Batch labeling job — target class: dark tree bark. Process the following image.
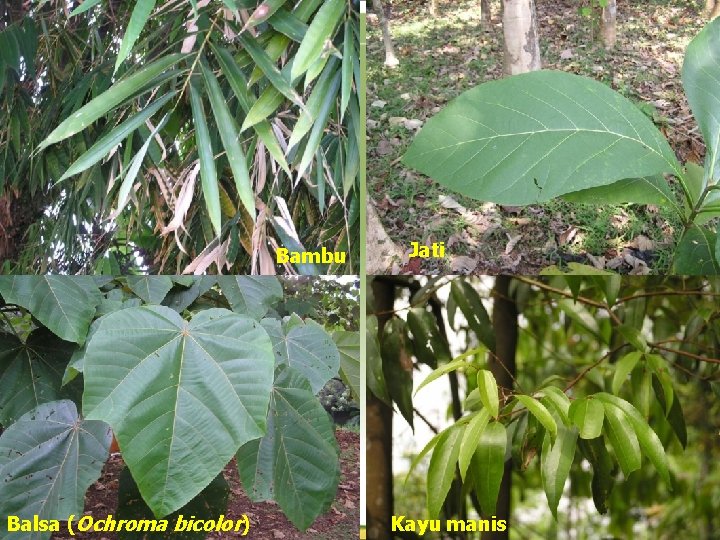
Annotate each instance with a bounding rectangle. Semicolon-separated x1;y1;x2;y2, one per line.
366;278;396;540
486;276;518;539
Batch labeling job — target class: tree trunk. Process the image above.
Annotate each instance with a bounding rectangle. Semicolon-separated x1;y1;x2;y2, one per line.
712;0;720;19
600;0;617;49
0;191;43;267
481;0;492;27
502;0;541;75
485;276;518;539
366;279;396;540
429;0;438;16
372;0;400;67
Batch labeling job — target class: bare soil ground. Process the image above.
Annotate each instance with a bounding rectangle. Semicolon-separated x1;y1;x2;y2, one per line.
367;0;708;274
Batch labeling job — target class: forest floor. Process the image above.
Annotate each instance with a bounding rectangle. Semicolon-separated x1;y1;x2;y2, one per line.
52;428;359;540
367;0;708;274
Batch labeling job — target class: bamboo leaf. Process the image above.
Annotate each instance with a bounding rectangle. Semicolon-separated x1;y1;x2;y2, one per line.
244;0;288;30
200;58;255;219
288;57;339;150
189;81;221;236
290;0;345;81
341;19;353;119
115;0;157;74
39;54;184;150
59;92;174;182
477;369;499;419
69;0;103;16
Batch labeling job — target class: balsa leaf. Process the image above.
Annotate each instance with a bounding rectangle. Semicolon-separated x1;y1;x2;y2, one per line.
517;394;558;441
569;397;604;439
82;306;275;517
190;81;221;236
125;276;174;304
475;421;507;515
291;0;345;81
39;54;184;150
541;426;577;519
0;401;112;537
458;409;490;480
0;329;75;425
200;59;255;219
60;91;174;182
404;70;681;205
602;402;641;477
427;425;463;518
682;16;720;182
218;276;283;320
333;330;360;399
0;276;101;344
477;369;499;419
115;0;156;74
237;366;339;531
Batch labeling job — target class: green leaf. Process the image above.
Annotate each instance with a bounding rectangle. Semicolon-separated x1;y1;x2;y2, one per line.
244;0;288;29
0;401;111;536
219;276;283;320
366;315;389;403
562;175;679;211
59;91;175;182
404;70;681;205
261;317;340;393
211;44;290;174
602;402;641;477
381;317;414;428
427;424;463;519
477;369;499;419
611;351;642;395
673;225;720;274
291;0;345;81
200;59;255;219
39;53;184;150
617;324;649;352
569;397;604;439
82;306;275;517
115;0;156;74
162;276;217;312
238;33;305;108
341;19;353;119
125;276;174;304
538;386;571;424
406;307;451;369
0;276;101;344
684;161;706;206
0;28;20;73
458;409;490;480
475;421;506;515
69;0;103;16
333;330;360;399
415;349;483;395
666;390;687;448
450;280;495;350
517;394;558;441
117;468;229;540
578;437;614;514
541;426;578;519
597;393;671;486
237;366;339;531
682;16;720;182
189;81;221;236
0;329;75;426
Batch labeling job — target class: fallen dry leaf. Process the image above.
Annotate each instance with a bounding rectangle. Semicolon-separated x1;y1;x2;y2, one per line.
439;195;467;213
505;233;523;254
629;234;654;251
558;226;578;246
451;255;478;274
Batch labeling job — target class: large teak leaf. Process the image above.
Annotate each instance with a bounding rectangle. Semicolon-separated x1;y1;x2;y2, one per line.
0;401;112;538
218;276;283;320
404;70;681;205
82;306;275;517
237;366;339;531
